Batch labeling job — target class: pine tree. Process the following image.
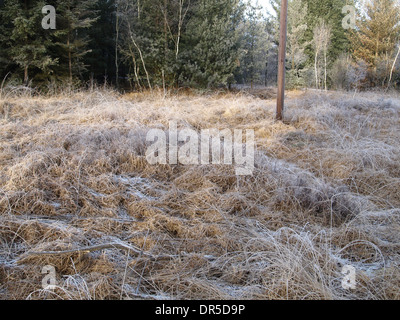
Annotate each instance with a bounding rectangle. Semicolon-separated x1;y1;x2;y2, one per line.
350;0;400;86
180;0;244;88
286;0;309;88
0;0;57;84
237;1;270;88
0;0;12;80
85;0;118;84
303;0;354;65
118;0;159;89
54;0;98;83
270;0;355;88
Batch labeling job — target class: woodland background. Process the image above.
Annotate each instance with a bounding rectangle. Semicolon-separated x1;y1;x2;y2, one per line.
0;0;399;92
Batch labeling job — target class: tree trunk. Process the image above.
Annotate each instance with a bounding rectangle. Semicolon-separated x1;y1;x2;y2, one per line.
68;30;72;84
388;44;400;90
24;65;29;84
115;1;119;88
67;3;72;84
176;0;188;60
129;45;141;90
164;0;168;63
276;0;288;121
128;23;152;90
314;51;319;89
324;50;327;91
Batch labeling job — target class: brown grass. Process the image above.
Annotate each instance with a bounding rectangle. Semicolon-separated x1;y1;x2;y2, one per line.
0;87;400;300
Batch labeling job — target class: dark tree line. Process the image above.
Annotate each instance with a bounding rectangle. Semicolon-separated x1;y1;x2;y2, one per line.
0;0;250;90
1;0;399;91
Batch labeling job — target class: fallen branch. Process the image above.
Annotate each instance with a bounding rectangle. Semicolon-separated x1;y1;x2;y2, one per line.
20;242;178;262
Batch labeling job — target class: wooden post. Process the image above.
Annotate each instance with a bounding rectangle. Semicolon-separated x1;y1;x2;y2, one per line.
276;0;288;121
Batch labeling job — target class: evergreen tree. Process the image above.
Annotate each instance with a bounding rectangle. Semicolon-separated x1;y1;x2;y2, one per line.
0;0;57;84
119;0;160;89
85;0;118;84
271;0;355;88
0;1;11;80
54;0;98;83
350;0;400;86
236;1;270;88
303;0;354;64
179;0;244;88
286;0;309;88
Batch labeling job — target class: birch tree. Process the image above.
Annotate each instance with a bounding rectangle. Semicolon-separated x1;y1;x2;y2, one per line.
312;20;331;90
287;0;309;87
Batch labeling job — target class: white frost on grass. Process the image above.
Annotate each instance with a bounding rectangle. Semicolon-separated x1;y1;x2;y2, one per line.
113;175;156;200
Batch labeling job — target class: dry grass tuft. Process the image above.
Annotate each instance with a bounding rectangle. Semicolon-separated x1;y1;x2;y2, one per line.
1;88;400;299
